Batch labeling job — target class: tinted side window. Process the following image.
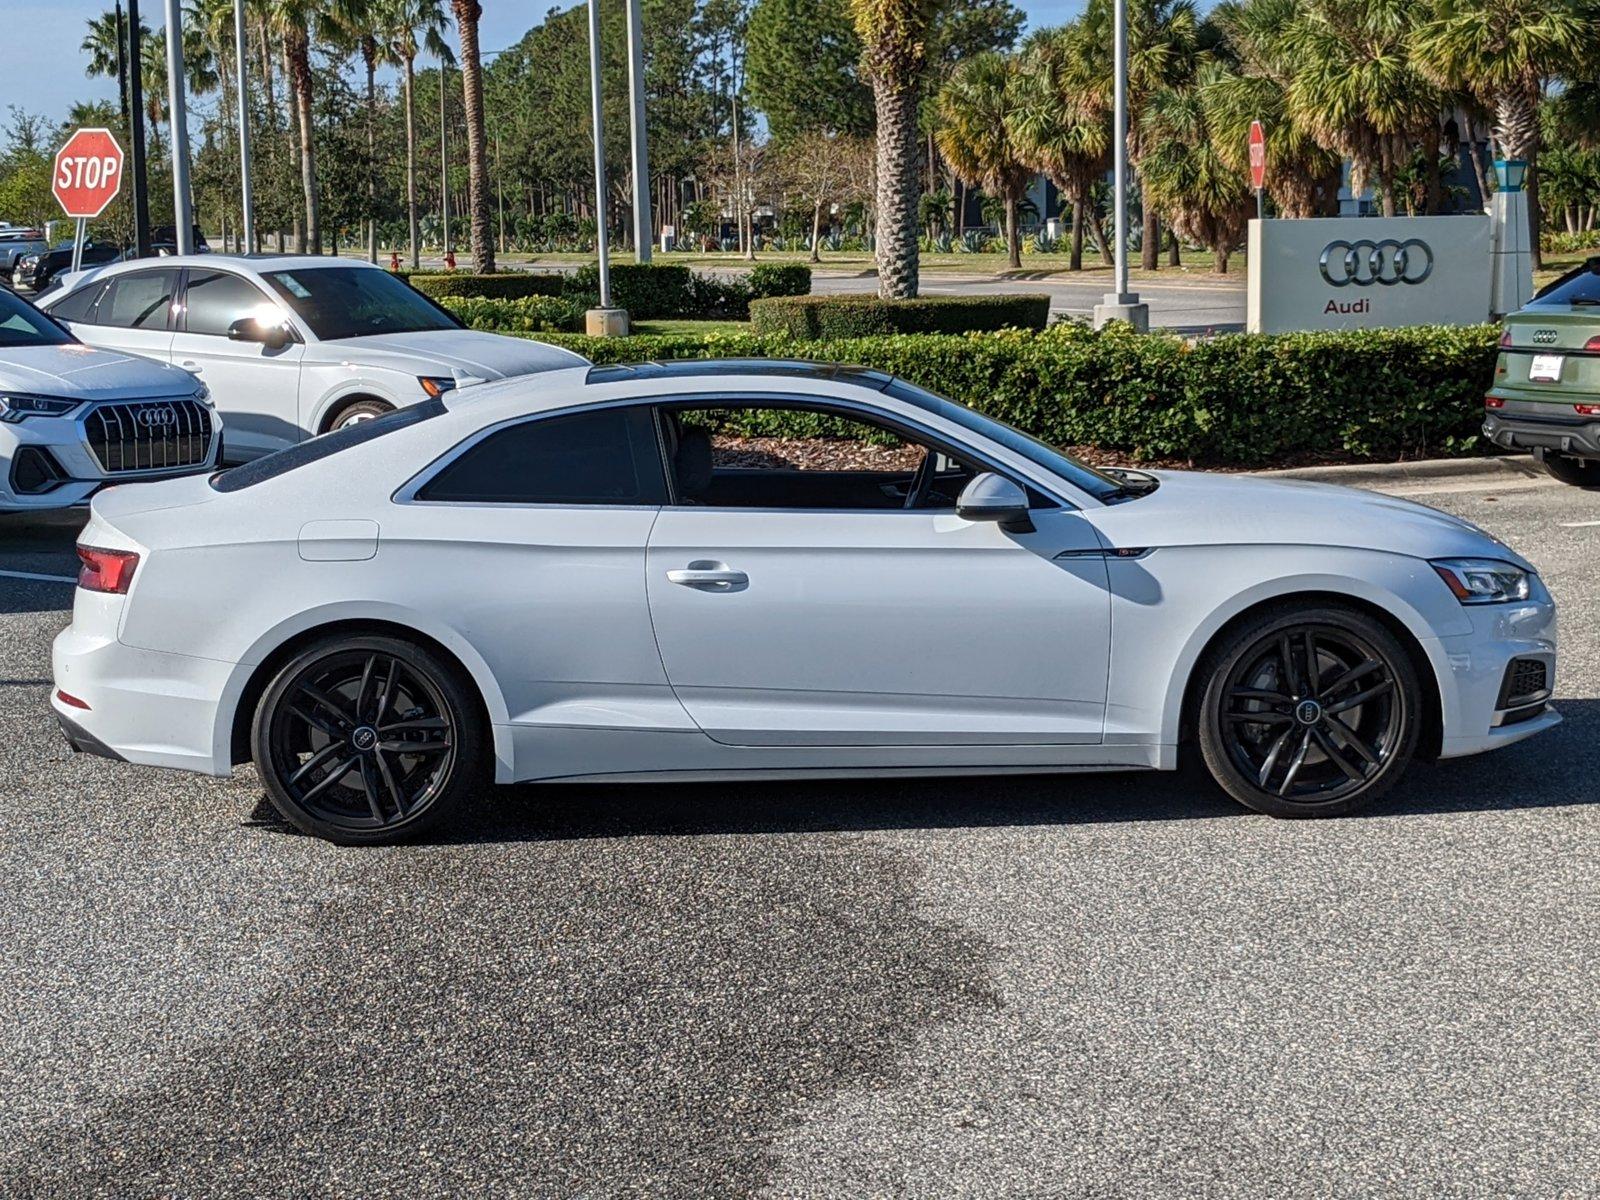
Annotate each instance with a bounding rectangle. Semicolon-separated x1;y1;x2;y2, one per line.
48;281;107;323
184;269;272;336
419;407;667;505
98;270;179;330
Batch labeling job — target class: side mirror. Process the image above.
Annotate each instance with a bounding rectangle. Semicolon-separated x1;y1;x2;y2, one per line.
227;317;290;350
956;472;1034;533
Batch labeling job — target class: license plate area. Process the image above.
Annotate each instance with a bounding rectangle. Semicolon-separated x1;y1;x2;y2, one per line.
1529;354;1565;382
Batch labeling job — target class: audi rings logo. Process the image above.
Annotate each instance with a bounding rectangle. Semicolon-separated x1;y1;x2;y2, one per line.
1319;238;1434;287
1533;329;1559;345
135;405;178;429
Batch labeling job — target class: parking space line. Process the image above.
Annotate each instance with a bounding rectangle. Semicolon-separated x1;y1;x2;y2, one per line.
1559;520;1600;528
0;568;77;584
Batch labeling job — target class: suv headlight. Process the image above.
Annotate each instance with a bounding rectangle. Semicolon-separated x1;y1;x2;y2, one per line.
0;393;79;422
193;382;211;404
1431;557;1533;604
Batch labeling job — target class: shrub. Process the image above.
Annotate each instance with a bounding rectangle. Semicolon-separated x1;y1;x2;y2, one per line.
524;322;1498;467
746;263;812;299
408;272;566;300
438;294;583;333
564;262;694;319
748;293;1051;339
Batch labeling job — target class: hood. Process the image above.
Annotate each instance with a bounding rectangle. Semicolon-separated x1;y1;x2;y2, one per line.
1085;470;1531;569
0;343;202;400
302;329;588;383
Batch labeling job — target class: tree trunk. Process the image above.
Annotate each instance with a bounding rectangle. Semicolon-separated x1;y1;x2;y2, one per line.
810;200;822;264
1216;245;1229;275
364;40;379;263
404;55;420;269
1167;230;1180;267
1495;82;1544;269
1464;118;1492;211
1069;185;1084;272
1087;198;1113;267
452;2;496;273
1527;148;1544;271
1424;142;1443;215
286;36;319;254
869;68;921;299
1004;195;1020;269
1141;179;1158;271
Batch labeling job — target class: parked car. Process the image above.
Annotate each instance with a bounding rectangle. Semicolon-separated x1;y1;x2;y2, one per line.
0;228;48;273
1484;255;1600;486
53;360;1558;844
14;239;122;292
0;285;221;514
39;255;584;461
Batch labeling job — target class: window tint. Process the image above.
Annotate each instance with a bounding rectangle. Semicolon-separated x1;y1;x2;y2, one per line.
261;266;460;340
0;288;73;346
47;281;105;323
98;269;178;330
211;399;446;493
1531;258;1600;307
418;407;667;505
184;269;274;336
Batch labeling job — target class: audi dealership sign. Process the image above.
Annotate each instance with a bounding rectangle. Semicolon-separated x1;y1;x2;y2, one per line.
1247;215;1492;334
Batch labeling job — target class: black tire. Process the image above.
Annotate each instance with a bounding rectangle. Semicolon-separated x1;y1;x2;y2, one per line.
1538;451;1600;488
326;397;393;432
1196;604;1422;818
251;634;485;844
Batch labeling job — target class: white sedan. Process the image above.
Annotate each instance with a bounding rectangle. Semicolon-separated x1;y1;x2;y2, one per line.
52;360;1559;843
38;255;584;460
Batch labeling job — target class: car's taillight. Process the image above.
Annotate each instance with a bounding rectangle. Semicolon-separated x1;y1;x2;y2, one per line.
76;545;139;593
1585;336;1600;352
1576;403;1600;417
1498;329;1513;349
1485;396;1505;409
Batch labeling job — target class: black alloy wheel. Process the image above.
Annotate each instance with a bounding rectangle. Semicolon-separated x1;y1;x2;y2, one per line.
253;635;483;843
1198;605;1422;817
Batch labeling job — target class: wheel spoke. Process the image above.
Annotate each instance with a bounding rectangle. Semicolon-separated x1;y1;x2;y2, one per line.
287;740;346;787
1323;658;1382;698
1278;634;1302;696
1256;727;1294;788
1324;717;1380;767
1226;711;1292;726
299;754;360;803
1326;679;1394;715
288;703;346;741
1312;726;1365;782
299;683;356;729
1230;687;1290;706
378;716;449;734
379;737;450;755
1277;729;1313;797
357;756;385;822
355;655;378;723
373;749;409;818
1303;631;1320;694
374;659;398;726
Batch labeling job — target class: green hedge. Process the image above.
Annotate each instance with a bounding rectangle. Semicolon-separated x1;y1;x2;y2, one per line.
439;294;583;333
524;322;1496;466
565;263;695;319
408;272;567;300
748;293;1051;339
746;263;812;299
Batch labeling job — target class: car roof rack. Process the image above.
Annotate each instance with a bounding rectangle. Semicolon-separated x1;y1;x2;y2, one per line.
584;359;894;389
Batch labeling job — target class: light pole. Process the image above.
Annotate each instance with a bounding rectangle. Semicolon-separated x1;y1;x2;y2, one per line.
584;0;626;334
1092;0;1148;331
439;57;450;261
625;0;652;263
233;0;253;253
126;0;151;257
164;0;194;255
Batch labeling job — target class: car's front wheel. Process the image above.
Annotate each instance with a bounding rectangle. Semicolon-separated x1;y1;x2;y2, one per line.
329;398;394;431
252;635;484;844
1539;451;1600;488
1196;604;1422;818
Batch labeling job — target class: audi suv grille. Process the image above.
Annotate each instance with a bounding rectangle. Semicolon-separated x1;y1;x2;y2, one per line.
86;399;214;474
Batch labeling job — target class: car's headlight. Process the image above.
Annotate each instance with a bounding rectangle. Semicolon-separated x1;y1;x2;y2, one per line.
18;254;37;268
193;383;211;404
0;393;78;422
1431;557;1533;605
418;375;457;398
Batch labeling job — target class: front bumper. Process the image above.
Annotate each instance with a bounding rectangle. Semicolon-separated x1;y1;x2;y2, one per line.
1430;585;1560;759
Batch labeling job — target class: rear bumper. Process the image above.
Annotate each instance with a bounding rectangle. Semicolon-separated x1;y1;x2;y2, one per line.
1482;398;1600;459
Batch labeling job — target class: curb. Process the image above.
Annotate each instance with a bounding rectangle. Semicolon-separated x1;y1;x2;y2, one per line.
1258;455;1542;487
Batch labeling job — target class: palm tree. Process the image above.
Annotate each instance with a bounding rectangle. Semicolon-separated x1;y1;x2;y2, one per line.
263;0;334;253
936;53;1031;269
384;0;453;269
1280;0;1441;217
1412;0;1592;268
849;0;941;299
1139;68;1253;272
330;0;395;261
451;0;495;273
1009;24;1113;270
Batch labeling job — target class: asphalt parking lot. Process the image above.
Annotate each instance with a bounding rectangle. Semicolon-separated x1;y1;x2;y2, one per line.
2;471;1597;1198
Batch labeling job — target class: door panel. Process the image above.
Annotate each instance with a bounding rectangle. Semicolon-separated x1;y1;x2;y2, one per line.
646;506;1112;746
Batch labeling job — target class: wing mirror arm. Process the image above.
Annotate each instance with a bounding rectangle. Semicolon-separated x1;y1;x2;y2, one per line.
956;472;1035;534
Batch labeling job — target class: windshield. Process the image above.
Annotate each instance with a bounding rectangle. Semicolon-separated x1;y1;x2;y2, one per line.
883;378;1128;502
1531;258;1600;307
261;266;462;340
0;288;73;347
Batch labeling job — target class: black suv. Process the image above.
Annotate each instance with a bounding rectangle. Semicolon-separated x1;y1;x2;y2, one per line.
13;240;122;292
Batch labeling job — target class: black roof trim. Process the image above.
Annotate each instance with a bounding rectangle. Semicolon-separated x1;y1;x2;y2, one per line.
584;359;894;389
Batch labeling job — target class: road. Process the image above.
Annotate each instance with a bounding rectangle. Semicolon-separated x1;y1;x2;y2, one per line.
1;469;1595;1198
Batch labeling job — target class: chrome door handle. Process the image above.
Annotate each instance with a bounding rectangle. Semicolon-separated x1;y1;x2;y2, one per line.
666;561;748;591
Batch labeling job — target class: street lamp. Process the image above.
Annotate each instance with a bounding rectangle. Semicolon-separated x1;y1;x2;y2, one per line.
1493;159;1528;193
164;0;194;255
1092;0;1148;332
585;0;627;335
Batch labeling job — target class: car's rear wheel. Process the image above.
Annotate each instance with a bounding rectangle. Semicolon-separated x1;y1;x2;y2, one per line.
1197;605;1422;818
252;635;484;844
1538;451;1600;488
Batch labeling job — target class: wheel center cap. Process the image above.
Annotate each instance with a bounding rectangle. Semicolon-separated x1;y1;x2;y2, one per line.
1294;699;1323;726
351;726;378;752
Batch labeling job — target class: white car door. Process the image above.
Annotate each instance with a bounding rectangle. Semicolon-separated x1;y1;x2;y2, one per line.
644;410;1112;747
69;266;180;366
171;266;304;460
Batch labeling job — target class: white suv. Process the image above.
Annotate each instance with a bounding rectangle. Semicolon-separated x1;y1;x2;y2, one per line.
39;255;586;461
0;286;220;513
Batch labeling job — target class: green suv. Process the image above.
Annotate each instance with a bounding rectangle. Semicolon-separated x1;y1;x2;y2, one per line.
1484;256;1600;486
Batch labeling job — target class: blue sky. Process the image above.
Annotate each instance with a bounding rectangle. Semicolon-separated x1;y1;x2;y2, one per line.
5;0;1087;133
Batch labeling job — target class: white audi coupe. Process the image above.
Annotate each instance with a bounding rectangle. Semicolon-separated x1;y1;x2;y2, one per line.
52;360;1558;843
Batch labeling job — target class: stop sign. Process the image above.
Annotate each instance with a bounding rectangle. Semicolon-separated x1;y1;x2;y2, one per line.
1248;120;1266;191
53;128;125;219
